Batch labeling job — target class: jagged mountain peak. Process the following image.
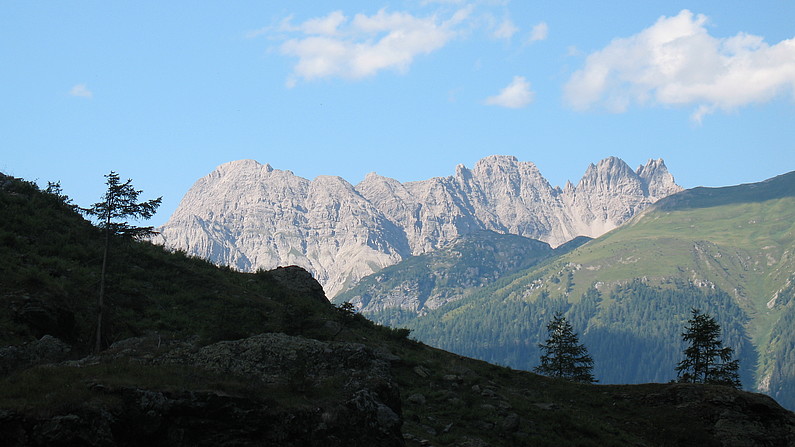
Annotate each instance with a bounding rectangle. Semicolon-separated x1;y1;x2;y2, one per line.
212;159;274;175
636;158;681;200
472;154;539;176
578;156;635;184
362;171;386;181
311;174;355;189
454;163;472;181
637;157;666;174
158;155;681;297
474;154;520;166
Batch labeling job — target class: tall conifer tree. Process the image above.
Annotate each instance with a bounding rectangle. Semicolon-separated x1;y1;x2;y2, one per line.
675;308;741;388
82;172;161;352
534;312;596;384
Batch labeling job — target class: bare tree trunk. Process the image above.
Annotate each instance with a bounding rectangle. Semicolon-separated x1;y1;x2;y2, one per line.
95;224;110;353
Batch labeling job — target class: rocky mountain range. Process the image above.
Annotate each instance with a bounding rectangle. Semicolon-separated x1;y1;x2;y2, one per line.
156;155;681;297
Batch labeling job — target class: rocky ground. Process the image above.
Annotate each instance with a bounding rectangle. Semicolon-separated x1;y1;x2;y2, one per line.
3;328;795;446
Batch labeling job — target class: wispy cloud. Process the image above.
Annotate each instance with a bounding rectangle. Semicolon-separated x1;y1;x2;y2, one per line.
276;8;471;86
485;76;534;108
493;18;518;40
527;22;548;43
69;83;93;99
564;10;795;122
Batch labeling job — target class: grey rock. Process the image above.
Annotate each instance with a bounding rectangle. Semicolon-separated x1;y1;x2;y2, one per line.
156;156;681;298
500;413;520;432
413;365;432;378
407;393;427;406
0;335;71;375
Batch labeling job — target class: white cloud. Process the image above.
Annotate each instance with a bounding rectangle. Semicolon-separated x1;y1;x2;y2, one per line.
566;45;581;57
485;76;534;108
493;18;518;40
69;84;93;98
300;10;346;35
527;22;548;43
278;8;470;84
564;9;795;121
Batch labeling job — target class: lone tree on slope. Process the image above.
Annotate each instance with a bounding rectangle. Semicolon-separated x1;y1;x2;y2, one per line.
82;171;161;353
675;308;741;389
533;312;596;384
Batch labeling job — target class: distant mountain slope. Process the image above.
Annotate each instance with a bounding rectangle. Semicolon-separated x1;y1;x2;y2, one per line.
404;171;795;409
334;231;590;325
156;155;680;296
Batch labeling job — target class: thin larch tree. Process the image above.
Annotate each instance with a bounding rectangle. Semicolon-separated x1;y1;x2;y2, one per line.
82;171;161;352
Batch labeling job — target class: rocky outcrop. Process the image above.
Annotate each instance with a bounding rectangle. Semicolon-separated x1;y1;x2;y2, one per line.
0;387;404;447
0;332;405;447
156;156;681;297
626;383;795;445
0;335;71;375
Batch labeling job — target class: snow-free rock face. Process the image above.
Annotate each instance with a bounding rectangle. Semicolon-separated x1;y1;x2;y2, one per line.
156;156;681;297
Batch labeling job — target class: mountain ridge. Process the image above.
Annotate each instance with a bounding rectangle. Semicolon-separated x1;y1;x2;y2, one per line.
157;155;681;296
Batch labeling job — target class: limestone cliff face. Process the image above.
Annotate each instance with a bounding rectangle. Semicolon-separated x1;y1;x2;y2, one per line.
156;156;681;297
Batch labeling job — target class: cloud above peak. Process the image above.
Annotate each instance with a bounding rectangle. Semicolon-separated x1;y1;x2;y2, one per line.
69;83;93;99
564;9;795;122
277;8;470;85
485;76;534;108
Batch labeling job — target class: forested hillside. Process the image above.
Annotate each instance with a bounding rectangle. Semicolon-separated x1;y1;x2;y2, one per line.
335;230;590;325
402;171;795;409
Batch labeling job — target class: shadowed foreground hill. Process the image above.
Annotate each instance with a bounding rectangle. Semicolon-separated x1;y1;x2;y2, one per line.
1;172;794;446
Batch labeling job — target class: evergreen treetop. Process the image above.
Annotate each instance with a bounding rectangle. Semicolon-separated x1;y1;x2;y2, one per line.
533;312;596;384
675;308;741;388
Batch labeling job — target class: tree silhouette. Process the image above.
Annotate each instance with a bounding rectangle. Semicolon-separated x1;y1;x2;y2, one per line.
533;312;596;383
675;308;741;388
82;171;161;352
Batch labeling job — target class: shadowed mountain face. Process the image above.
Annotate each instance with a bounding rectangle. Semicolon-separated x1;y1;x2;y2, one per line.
334;231;591;323
156;155;680;297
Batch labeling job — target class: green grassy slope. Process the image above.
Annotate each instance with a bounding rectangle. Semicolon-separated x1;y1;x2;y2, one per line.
407;171;795;409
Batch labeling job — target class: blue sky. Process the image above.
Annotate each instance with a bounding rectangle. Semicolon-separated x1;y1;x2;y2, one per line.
2;1;794;226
